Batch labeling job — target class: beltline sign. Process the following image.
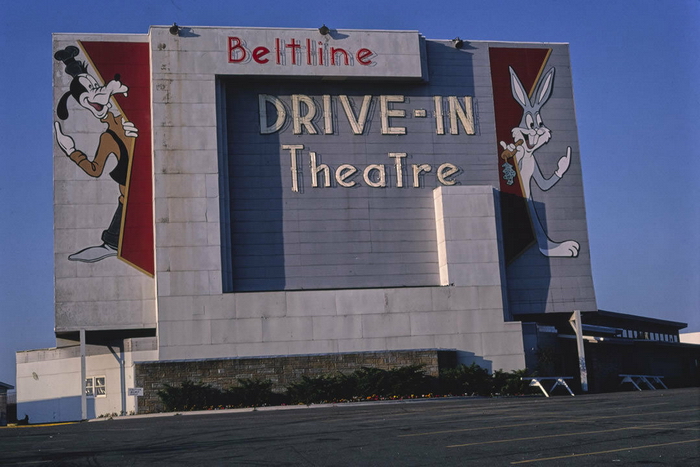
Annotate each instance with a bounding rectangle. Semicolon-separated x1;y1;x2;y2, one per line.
229;36;376;67
222;29;426;79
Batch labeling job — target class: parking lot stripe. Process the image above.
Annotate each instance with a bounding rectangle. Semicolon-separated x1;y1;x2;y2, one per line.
5;422;79;429
400;407;698;437
631;425;700;431
509;438;700;464
445;420;698;448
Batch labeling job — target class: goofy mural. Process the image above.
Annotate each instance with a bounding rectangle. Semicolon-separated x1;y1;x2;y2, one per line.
53;43;154;275
54;45;137;263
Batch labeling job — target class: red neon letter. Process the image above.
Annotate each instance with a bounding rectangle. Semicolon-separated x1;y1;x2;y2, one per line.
253;46;270;64
286;38;301;65
356;48;374;66
330;47;349;66
228;37;247;63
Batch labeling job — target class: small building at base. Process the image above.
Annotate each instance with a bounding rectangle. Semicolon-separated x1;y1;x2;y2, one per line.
17;25;698;423
0;382;13;426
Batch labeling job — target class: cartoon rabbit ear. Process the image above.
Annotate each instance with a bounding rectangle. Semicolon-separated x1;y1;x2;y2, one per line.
533;67;555;107
509;66;530;109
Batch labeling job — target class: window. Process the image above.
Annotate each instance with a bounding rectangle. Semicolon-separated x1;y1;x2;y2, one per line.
85;376;106;397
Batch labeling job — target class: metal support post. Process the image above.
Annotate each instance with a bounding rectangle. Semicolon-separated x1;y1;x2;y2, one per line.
80;329;87;420
108;343;127;416
569;310;589;393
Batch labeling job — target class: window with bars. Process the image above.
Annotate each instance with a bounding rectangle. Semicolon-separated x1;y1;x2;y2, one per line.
85;376;106;397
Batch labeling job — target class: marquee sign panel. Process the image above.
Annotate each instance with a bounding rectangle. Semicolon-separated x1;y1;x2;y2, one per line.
221;79;485;292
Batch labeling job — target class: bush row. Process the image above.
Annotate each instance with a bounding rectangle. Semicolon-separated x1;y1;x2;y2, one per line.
157;364;537;411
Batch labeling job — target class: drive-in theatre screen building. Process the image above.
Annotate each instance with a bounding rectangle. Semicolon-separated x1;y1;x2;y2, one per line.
16;25;694;422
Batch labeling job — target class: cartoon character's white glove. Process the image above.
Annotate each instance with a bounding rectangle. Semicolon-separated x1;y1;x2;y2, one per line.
554;146;572;178
54;121;75;155
499;140;524;160
123;121;138;138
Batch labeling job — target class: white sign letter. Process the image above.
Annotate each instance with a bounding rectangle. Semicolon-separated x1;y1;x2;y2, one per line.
434;96;445;135
437;163;459;185
310;151;331;188
282;144;304;192
339;95;372;135
389;153;407;188
292;94;318;135
323;95;333;135
412;164;432;188
448;96;475;135
363;164;387;188
380;95;406;135
336;164;358;187
259;95;287;134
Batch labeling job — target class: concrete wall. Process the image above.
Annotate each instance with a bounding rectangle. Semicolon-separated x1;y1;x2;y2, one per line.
157;184;523;370
158;285;524;371
135;349;445;413
680;332;700;344
150;28;580;366
15;338;157;423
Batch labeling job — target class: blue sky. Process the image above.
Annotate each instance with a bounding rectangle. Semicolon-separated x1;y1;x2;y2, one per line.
0;0;698;386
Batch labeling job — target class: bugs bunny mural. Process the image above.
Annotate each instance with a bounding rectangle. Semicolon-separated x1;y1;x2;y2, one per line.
500;66;580;258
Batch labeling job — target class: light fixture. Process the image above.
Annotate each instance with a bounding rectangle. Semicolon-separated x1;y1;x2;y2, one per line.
452;37;464;49
319;25;330;36
169;23;181;36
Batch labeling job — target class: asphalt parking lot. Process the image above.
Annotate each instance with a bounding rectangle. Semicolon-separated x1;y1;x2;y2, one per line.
1;387;698;466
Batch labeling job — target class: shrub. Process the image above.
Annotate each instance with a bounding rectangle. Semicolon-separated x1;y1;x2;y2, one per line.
440;365;539;397
286;373;354;404
384;365;433;396
286;365;435;404
492;369;537;396
225;379;287;407
156;364;536;412
157;381;219;411
158;379;284;411
352;367;388;397
440;363;493;396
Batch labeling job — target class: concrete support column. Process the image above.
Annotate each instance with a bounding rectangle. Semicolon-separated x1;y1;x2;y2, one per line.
569;310;589;392
109;343;127;416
